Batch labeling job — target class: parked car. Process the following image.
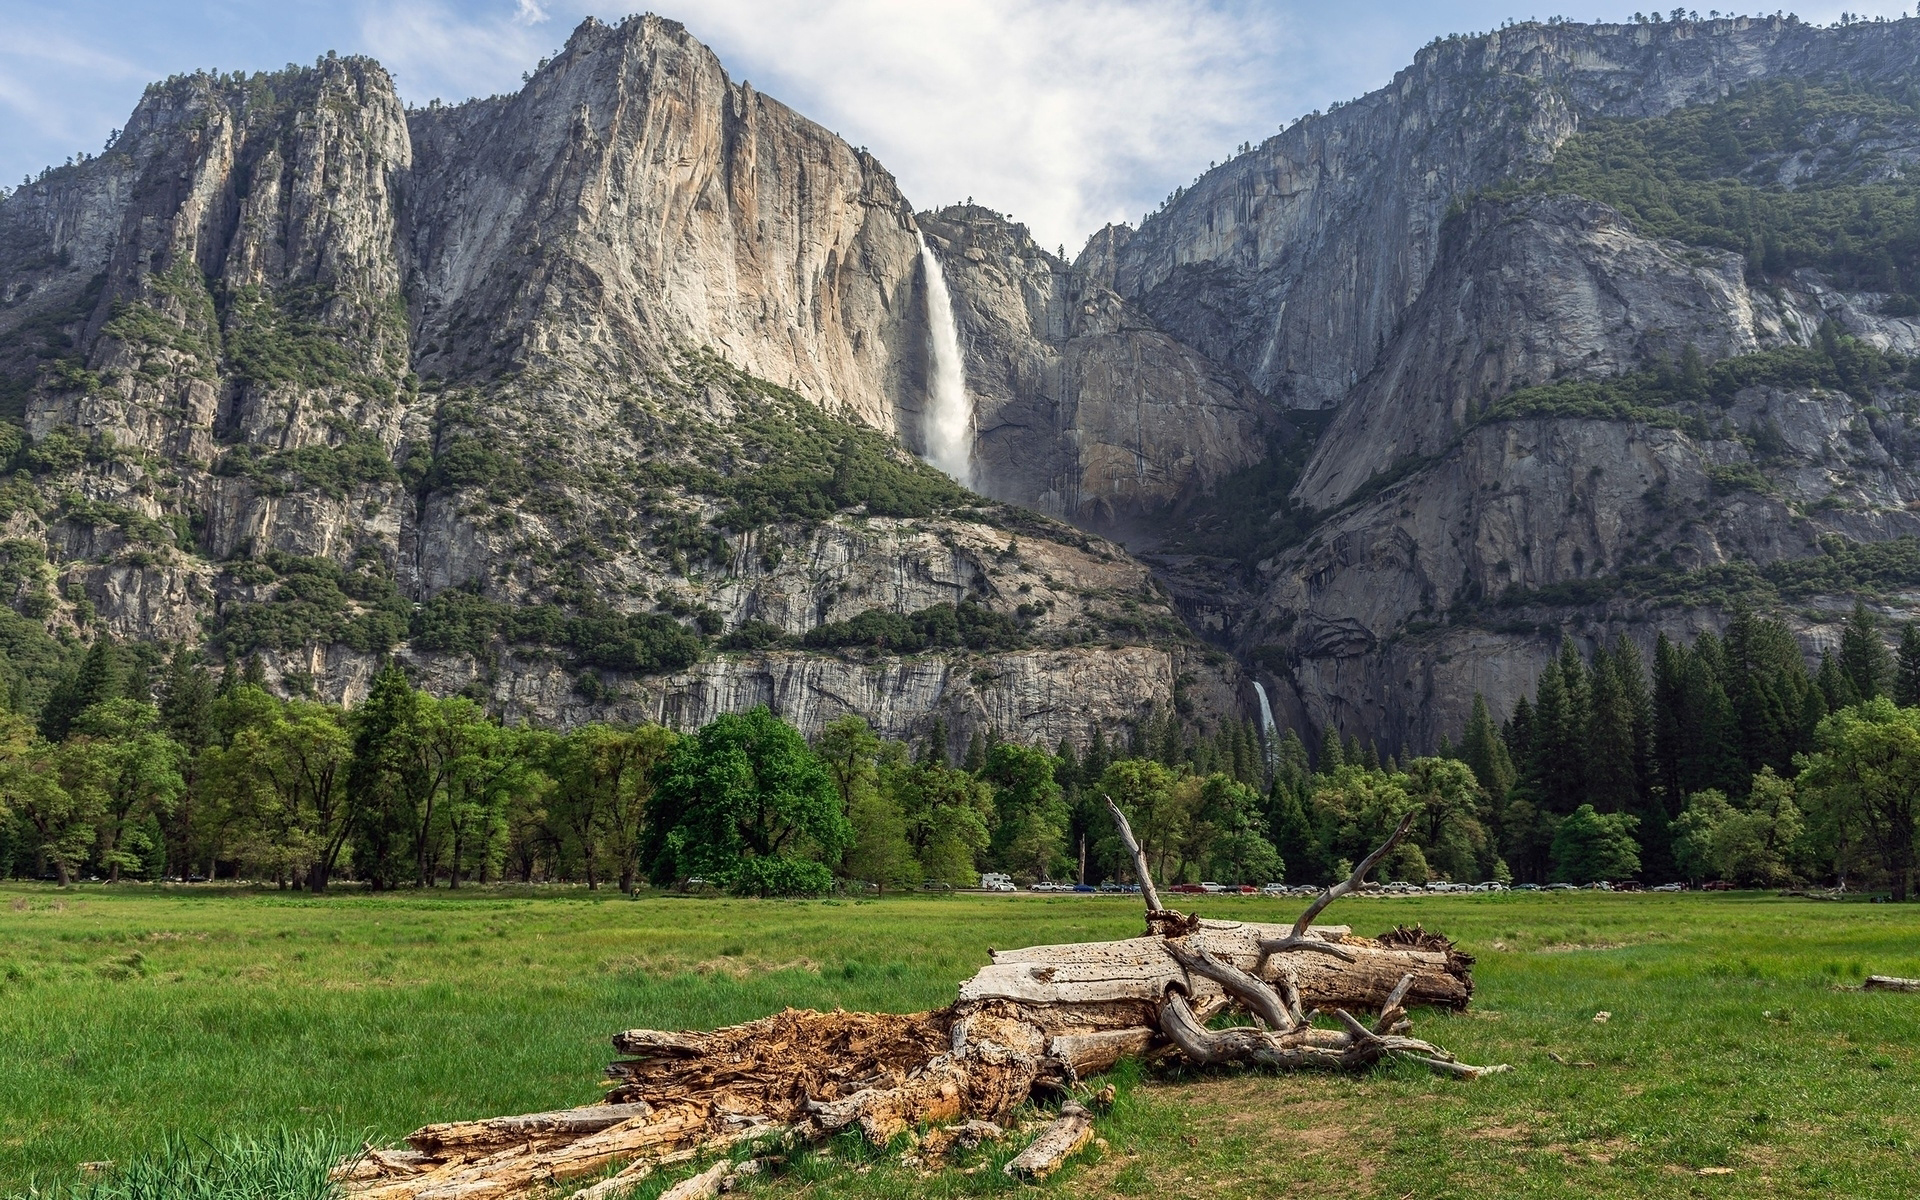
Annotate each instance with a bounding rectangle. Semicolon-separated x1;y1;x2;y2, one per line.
1546;883;1578;892
1199;882;1226;894
1651;882;1685;892
1072;884;1097;893
1168;883;1207;894
1701;880;1735;891
1098;882;1126;894
1260;883;1287;896
979;872;1016;892
920;879;953;892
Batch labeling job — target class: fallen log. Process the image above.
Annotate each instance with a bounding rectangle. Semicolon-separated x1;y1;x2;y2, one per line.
1864;975;1920;992
338;804;1502;1198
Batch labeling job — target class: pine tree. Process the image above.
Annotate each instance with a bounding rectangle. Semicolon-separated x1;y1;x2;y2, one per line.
1530;661;1586;813
1053;738;1081;792
1504;696;1535;767
347;664;416;891
1585;654;1638;814
1684;633;1745;797
1238;720;1264;786
1264;780;1321;885
1275;728;1310;780
159;650;215;752
1082;725;1110;784
39;637;123;741
1318;727;1345;772
1897;623;1920;707
923;717;952;767
1817;649;1860;711
1610;636;1654;798
963;731;986;773
1839;599;1892;701
1155;711;1183;767
1459;694;1515;803
1651;633;1686;810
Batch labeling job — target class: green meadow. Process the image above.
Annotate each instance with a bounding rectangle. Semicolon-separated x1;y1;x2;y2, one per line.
2;886;1918;1199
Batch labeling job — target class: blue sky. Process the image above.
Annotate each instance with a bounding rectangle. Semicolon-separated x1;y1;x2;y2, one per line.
2;1;1914;251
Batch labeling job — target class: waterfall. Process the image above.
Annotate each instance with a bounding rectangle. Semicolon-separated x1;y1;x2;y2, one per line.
1252;681;1280;775
917;232;975;487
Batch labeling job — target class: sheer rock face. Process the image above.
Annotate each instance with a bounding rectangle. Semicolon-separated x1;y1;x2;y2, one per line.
1244;183;1920;751
1255;383;1920;754
402;15;927;437
1292;194;1817;512
0;15;1226;746
1096;15;1920;750
1108;15;1920;414
918;208;1264;527
9;13;1920;753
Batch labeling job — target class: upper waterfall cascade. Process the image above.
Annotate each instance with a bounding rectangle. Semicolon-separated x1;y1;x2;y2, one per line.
917;233;975;488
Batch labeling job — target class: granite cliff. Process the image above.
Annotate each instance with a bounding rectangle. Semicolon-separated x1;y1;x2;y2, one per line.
4;11;1920;757
0;15;1231;751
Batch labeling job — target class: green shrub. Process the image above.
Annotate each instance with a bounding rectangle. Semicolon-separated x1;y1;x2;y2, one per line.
22;428;89;475
213;429;397;499
1513;78;1920;302
423;436;528;495
726;855;834;897
802;601;1031;654
216;552;409;656
717;620;788;651
408;589;703;674
223;286;394;398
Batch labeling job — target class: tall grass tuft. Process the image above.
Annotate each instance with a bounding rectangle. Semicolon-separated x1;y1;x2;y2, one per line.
7;1131;353;1200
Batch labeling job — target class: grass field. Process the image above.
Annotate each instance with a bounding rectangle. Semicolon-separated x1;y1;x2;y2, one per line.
2;886;1918;1200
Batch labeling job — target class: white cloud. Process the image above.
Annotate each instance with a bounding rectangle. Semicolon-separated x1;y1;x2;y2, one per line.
358;1;552;103
620;0;1297;252
8;1;1920;242
0;21;155;182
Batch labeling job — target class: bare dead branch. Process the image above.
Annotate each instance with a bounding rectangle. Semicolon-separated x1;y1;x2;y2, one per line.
1102;795;1163;915
1165;939;1295;1032
1293;813;1415;938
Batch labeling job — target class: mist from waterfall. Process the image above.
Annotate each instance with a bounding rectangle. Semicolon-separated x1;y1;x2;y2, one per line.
1252;681;1280;775
917;233;975;488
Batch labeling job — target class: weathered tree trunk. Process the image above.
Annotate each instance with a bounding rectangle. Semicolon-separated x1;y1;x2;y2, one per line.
337;806;1501;1200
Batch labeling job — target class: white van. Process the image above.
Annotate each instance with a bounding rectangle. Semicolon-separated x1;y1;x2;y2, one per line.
980;872;1016;893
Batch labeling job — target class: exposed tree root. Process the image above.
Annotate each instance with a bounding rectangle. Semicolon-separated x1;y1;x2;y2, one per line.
337;808;1506;1198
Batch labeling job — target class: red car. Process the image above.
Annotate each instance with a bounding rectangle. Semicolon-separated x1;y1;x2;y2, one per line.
1168;883;1207;894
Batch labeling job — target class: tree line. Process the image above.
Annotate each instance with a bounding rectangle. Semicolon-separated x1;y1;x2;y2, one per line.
1459;602;1920;899
0;644;1281;895
2;609;1917;899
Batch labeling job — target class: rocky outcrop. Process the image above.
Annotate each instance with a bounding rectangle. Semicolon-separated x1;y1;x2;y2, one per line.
8;11;1920;761
1292;195;1815;511
0;15;1231;751
1253;376;1920;753
403;15;930;438
1109;15;1920;413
